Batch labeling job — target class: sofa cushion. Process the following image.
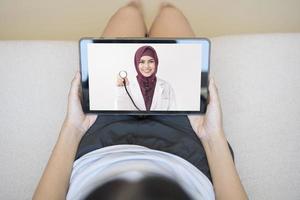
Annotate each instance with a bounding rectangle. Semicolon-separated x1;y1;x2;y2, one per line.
0;34;299;199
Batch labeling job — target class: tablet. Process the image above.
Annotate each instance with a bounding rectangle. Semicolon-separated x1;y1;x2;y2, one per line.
79;37;210;115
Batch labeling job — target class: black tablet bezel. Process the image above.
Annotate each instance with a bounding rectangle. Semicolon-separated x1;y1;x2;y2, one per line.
79;37;210;115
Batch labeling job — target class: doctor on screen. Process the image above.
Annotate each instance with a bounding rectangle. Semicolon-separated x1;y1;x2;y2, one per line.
115;45;176;111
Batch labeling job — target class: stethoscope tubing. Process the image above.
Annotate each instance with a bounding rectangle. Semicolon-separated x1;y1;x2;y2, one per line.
119;70;141;111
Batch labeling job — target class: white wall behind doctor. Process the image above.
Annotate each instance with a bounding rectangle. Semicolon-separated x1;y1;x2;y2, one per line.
88;43;202;111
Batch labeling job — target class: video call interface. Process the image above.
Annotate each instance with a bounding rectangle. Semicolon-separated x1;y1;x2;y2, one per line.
81;40;209;112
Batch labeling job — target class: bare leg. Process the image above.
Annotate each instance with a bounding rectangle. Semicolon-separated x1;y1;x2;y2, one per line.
101;1;147;37
149;3;195;37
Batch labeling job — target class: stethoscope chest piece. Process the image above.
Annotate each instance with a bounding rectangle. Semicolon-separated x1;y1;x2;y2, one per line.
119;70;127;79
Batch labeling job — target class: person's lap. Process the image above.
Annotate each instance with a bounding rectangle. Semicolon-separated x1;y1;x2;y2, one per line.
75;114;235;183
75;115;212;181
75;115;200;157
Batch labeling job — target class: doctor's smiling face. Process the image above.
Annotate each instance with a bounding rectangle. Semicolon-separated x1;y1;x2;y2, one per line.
138;56;156;77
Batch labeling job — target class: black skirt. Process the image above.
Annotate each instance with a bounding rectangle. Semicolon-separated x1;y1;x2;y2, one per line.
75;115;234;182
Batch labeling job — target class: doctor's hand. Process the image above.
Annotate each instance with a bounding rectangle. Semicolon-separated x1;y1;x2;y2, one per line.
116;75;129;87
63;71;98;138
188;77;225;142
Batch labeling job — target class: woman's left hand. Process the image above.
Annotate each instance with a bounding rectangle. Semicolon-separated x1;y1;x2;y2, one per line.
63;71;98;137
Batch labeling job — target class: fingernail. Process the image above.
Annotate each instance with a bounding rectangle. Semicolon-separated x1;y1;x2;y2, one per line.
210;77;214;84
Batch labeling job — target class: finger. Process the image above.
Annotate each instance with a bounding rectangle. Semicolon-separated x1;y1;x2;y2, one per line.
117;76;125;86
69;71;81;98
188;115;201;123
87;114;98;125
117;78;124;86
187;115;204;132
188;114;203;122
117;74;123;81
208;77;221;105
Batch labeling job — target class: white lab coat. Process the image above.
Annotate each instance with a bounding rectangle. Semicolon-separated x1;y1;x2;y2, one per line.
115;77;176;111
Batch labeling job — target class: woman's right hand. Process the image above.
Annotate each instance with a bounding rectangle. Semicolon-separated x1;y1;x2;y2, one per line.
116;75;129;87
188;77;225;142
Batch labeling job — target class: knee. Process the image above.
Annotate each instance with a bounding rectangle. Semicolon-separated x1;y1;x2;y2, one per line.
116;2;142;18
158;3;183;18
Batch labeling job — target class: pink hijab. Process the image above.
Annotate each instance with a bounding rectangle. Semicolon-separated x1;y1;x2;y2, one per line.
134;46;159;111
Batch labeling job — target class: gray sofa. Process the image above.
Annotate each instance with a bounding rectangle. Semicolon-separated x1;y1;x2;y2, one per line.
0;33;299;200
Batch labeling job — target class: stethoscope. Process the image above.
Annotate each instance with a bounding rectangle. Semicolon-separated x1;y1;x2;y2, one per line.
119;70;141;111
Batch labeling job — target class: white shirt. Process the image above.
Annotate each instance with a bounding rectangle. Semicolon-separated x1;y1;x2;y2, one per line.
115;77;176;111
67;145;215;200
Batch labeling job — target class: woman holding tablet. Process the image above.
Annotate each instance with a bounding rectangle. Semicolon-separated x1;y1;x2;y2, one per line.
116;45;176;111
33;1;248;200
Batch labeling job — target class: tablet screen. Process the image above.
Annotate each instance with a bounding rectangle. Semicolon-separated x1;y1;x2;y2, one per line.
80;38;210;115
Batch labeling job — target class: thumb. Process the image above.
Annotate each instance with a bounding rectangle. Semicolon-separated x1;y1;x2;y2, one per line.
69;71;80;100
208;77;221;106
